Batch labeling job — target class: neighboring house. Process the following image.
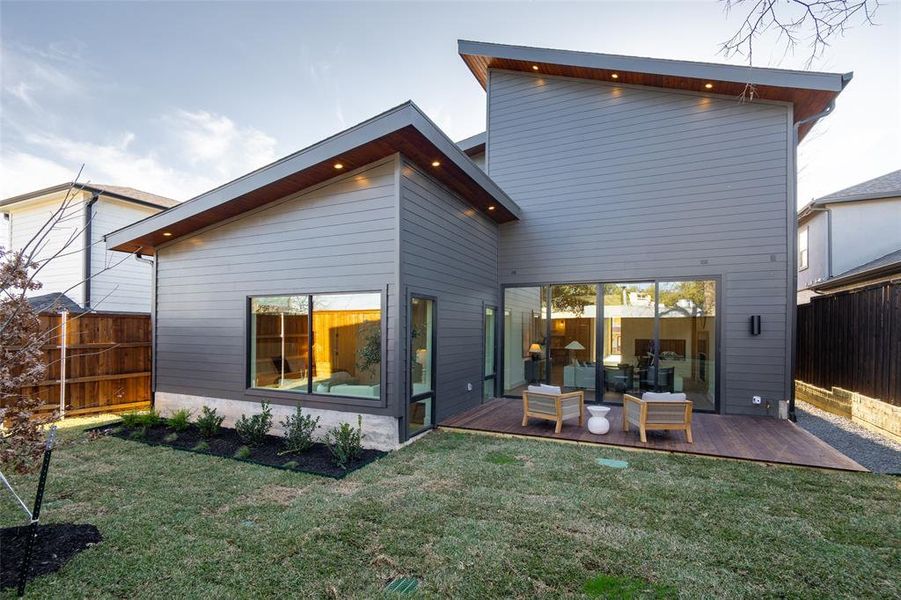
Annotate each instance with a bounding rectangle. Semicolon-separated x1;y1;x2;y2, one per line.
107;40;851;450
2;183;177;313
797;170;901;303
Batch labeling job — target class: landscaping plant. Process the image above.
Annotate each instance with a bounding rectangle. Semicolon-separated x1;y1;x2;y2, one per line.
195;406;225;438
280;405;320;454
120;411;144;429
167;408;192;432
326;415;364;469
235;402;273;447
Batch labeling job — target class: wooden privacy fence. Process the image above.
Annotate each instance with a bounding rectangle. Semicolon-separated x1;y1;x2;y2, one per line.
14;312;152;417
796;281;901;406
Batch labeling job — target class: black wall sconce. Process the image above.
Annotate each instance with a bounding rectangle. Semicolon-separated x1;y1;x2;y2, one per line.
749;315;762;335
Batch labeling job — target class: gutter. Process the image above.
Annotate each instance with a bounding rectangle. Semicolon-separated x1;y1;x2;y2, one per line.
83;193;99;309
789;98;837;423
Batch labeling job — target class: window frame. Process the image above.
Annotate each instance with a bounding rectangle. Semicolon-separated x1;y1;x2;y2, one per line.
798;226;809;271
245;288;387;406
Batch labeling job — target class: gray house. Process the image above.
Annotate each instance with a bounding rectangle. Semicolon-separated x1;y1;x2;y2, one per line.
797;170;901;303
107;41;851;449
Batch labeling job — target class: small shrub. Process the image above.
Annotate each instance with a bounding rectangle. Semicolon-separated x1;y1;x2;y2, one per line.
234;445;251;460
140;409;162;428
326;415;364;470
235;402;273;447
195;406;225;438
282;460;298;469
129;427;146;440
120;411;143;429
192;440;209;452
167;408;192;432
163;433;178;443
280;405;320;454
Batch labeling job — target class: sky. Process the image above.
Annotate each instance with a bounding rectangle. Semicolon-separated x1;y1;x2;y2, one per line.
1;1;898;207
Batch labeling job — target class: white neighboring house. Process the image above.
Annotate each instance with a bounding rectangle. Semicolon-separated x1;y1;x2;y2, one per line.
797;170;901;304
1;183;177;313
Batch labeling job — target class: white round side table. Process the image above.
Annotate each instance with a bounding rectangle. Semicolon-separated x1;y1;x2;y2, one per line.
586;405;611;435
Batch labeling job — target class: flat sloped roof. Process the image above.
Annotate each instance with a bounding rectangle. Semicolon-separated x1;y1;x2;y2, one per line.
106;101;520;255
459;40;852;141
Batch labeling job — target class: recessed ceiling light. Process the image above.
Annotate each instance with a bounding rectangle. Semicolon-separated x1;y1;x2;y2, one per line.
162;232;172;237
531;65;539;71
334;163;344;169
488;205;496;211
431;160;441;167
704;83;713;89
611;73;619;79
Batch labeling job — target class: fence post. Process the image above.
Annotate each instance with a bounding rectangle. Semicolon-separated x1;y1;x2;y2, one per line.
59;310;67;418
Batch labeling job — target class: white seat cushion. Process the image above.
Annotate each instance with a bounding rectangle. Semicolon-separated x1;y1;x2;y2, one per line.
528;384;562;395
642;392;687;401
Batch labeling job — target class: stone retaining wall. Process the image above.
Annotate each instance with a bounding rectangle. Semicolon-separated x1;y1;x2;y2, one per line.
795;380;900;443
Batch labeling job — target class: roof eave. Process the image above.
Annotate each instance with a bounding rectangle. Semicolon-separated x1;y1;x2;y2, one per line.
106;102;520;254
812;261;901;290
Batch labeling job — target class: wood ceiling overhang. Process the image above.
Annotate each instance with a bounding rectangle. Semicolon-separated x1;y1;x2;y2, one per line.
459;40;851;142
107;103;520;255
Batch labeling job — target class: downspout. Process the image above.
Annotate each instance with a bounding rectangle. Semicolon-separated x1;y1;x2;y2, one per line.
83;193;99;309
789;99;836;422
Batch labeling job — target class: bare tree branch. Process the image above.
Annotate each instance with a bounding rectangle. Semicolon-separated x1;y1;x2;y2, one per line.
721;0;880;68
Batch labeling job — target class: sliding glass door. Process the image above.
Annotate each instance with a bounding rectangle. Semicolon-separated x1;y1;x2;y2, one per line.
601;282;655;404
502;279;718;412
548;284;597;401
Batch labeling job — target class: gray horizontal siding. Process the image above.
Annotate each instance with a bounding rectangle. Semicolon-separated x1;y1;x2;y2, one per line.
489;69;792;416
155;158;400;416
399;158;499;422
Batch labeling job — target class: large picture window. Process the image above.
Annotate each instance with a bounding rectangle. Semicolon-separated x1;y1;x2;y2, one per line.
250;292;382;400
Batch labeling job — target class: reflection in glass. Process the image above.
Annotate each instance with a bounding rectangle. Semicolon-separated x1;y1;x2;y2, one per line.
548;284;597;401
601;283;655;404
250;296;310;391
657;281;716;411
311;293;382;399
503;287;548;395
409;297;435;436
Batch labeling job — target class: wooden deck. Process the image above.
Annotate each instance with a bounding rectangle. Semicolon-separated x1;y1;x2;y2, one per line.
439;399;867;472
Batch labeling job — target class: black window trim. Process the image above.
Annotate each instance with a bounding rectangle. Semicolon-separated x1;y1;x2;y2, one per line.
245;287;388;408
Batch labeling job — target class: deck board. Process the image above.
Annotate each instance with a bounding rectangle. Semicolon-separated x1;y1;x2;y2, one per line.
439;399;866;472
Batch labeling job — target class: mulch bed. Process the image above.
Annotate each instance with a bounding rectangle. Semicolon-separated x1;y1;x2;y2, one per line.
0;523;102;590
91;423;384;478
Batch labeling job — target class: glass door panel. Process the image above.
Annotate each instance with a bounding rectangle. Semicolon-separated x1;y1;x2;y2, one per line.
409;297;435;437
483;306;497;401
657;281;717;411
601;282;655;404
548;284;597;401
503;286;548;395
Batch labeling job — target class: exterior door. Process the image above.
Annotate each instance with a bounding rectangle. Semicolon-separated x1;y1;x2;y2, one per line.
408;296;435;437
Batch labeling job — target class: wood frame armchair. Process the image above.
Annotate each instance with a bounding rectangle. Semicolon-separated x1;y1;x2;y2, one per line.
622;393;693;443
522;389;585;433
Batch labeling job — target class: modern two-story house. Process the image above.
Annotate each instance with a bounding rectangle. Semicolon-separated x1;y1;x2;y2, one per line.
797;170;901;303
107;41;852;449
2;183;177;313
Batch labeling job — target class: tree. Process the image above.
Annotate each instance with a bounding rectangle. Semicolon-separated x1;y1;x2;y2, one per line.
0;247;57;474
1;176;137;473
721;0;880;68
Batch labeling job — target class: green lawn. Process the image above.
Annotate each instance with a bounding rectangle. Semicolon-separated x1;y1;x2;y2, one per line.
1;424;899;599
